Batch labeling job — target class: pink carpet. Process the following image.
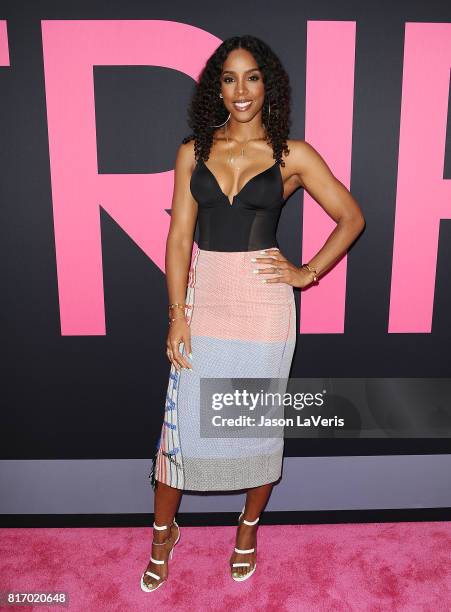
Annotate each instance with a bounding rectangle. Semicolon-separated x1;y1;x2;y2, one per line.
1;522;450;611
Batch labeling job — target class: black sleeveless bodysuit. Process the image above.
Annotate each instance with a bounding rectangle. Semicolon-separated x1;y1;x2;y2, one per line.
190;159;285;252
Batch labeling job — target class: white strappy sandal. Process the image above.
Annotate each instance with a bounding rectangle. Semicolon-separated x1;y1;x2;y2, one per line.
231;506;260;582
140;519;180;592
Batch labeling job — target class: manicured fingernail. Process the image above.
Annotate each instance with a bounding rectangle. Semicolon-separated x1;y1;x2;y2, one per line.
262;279;267;283
252;269;259;274
251;258;257;262
189;352;193;359
259;250;267;254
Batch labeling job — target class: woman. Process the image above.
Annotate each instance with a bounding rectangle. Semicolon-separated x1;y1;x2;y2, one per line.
141;35;365;591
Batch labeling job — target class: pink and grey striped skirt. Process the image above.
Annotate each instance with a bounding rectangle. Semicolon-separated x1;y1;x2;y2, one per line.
150;246;296;491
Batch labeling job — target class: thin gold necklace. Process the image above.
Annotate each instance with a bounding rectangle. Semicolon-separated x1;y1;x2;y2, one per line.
224;121;266;169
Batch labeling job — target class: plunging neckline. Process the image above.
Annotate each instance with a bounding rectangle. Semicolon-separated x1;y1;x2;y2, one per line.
200;159;280;206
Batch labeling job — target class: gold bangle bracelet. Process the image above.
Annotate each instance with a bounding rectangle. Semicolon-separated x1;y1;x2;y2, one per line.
301;263;318;283
168;303;192;310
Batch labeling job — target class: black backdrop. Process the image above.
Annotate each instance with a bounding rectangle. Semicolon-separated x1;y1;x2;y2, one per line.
1;0;451;471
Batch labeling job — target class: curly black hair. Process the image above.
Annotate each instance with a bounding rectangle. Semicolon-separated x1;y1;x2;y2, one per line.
182;35;292;167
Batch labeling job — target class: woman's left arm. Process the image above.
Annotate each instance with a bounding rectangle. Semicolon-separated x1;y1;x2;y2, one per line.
261;140;366;287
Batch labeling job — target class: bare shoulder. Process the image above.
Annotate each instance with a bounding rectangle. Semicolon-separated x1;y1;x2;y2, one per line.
283;139;334;187
285;139;327;166
175;139;197;173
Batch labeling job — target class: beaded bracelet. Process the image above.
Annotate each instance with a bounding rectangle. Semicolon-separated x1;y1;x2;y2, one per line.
168;315;187;325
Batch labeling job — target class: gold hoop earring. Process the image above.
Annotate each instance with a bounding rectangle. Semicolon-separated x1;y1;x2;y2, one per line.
209;93;230;128
266;100;271;129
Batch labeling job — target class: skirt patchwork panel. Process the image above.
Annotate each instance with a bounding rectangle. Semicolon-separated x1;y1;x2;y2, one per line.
150;247;296;491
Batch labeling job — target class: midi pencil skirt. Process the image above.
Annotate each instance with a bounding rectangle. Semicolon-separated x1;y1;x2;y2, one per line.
149;246;297;492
